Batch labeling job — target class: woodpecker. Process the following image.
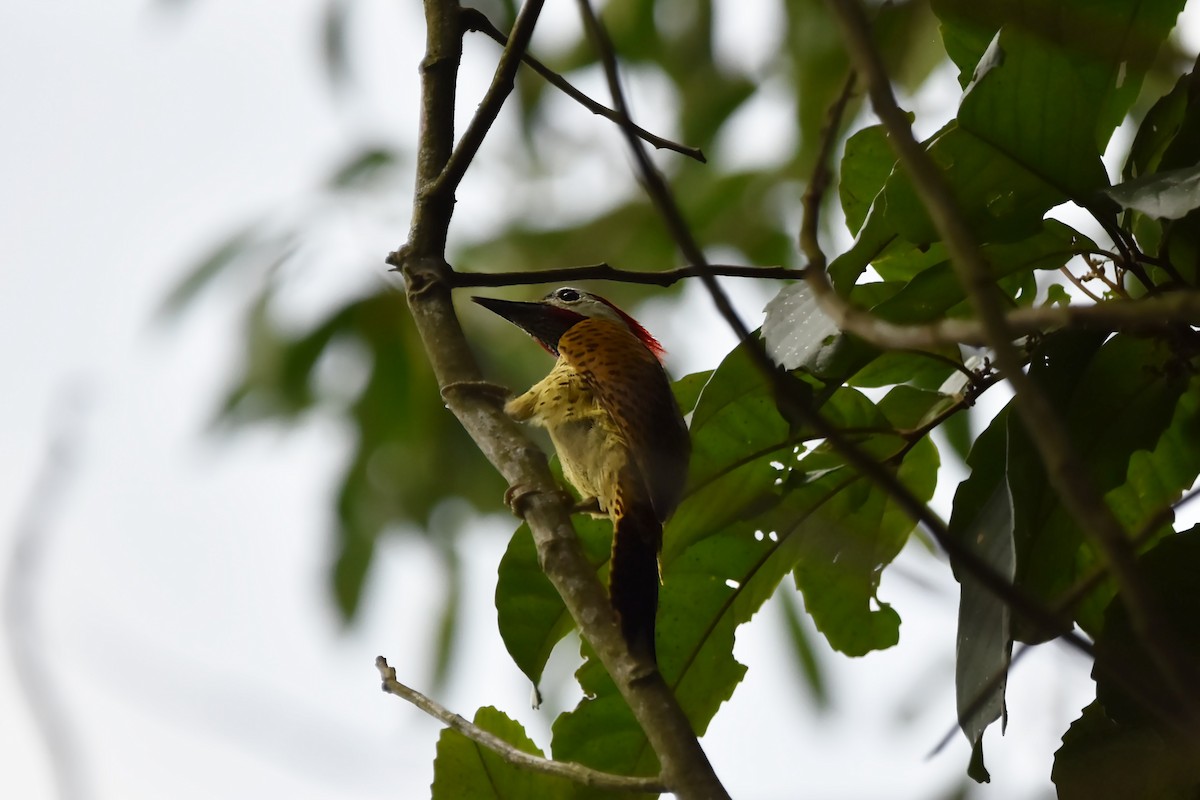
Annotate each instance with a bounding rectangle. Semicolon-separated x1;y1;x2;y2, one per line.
473;287;690;660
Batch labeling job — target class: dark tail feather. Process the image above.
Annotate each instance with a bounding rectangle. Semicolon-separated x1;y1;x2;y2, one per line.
609;506;662;661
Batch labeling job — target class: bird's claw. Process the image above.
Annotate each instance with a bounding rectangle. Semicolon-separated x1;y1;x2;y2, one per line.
571;497;605;517
503;484;577;517
440;381;512;405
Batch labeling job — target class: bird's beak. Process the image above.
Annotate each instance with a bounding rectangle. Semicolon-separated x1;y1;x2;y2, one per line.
472;296;577;355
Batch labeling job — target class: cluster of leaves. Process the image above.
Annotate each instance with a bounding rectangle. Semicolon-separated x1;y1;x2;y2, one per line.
167;0;1200;796
438;0;1200;796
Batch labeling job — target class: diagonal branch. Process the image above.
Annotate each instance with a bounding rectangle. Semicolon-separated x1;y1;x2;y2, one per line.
448;262;803;288
460;7;705;162
391;3;734;800
824;0;1200;727
375;657;666;793
804;277;1200;349
430;0;547;204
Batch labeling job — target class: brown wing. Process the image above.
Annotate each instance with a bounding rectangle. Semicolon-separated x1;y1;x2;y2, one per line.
557;319;691;522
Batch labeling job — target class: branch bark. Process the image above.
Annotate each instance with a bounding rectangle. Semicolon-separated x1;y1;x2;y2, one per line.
390;2;730;797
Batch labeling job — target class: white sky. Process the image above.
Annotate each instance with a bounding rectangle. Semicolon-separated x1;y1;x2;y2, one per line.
2;2;1195;799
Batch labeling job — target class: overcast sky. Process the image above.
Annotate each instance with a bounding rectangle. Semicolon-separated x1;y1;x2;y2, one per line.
3;2;1197;799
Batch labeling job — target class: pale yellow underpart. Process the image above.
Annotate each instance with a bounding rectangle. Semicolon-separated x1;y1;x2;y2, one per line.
505;357;630;518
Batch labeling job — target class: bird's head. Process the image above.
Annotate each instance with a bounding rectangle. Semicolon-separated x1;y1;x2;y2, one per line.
472;287;665;360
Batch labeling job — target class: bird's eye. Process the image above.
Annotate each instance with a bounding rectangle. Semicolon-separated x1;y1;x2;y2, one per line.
555;288;581;302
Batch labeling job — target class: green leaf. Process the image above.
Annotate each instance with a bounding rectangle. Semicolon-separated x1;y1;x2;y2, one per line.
551;340;937;781
432;707;573;800
1092;525;1200;728
325;146;401;190
762;283;841;372
1103;165;1200;221
880;122;1073;246
839;124;896;235
933;0;1186;143
1124;71;1194;181
969;332;1194;640
777;588;829;710
948;422;1015;784
956;27;1109;199
1053;699;1200;800
671;370;713;416
495;519;612;688
159;224;289;317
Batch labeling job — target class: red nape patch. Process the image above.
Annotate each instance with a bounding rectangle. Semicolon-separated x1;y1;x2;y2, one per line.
595;297;667;361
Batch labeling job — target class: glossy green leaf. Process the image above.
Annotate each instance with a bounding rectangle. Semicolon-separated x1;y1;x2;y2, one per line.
880;122;1071;246
948;420;1015;784
432;706;573;800
933;0;1185;143
1104;165;1200;221
495;518;612;689
671;369;713;416
956;26;1109;200
839;124;895;235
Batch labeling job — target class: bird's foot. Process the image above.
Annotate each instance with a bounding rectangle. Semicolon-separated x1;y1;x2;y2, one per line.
503;484;574;517
571;497;605;517
440;381;512;406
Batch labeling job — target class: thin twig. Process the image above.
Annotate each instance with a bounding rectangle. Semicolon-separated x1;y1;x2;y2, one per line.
1058;265;1104;303
431;0;548;203
824;0;1200;728
460;7;705;162
375;657;666;793
448;263;803;287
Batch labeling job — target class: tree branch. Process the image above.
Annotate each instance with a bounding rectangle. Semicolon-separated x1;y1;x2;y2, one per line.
430;0;547;203
392;4;733;799
804;278;1200;349
448;262;803;288
460;7;705;162
824;0;1200;727
375;657;666;793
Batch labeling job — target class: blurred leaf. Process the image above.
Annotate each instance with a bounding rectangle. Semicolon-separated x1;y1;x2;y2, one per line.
159;224;286;317
432;706;573;800
777;587;829;710
326;146;402;190
322;0;351;88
